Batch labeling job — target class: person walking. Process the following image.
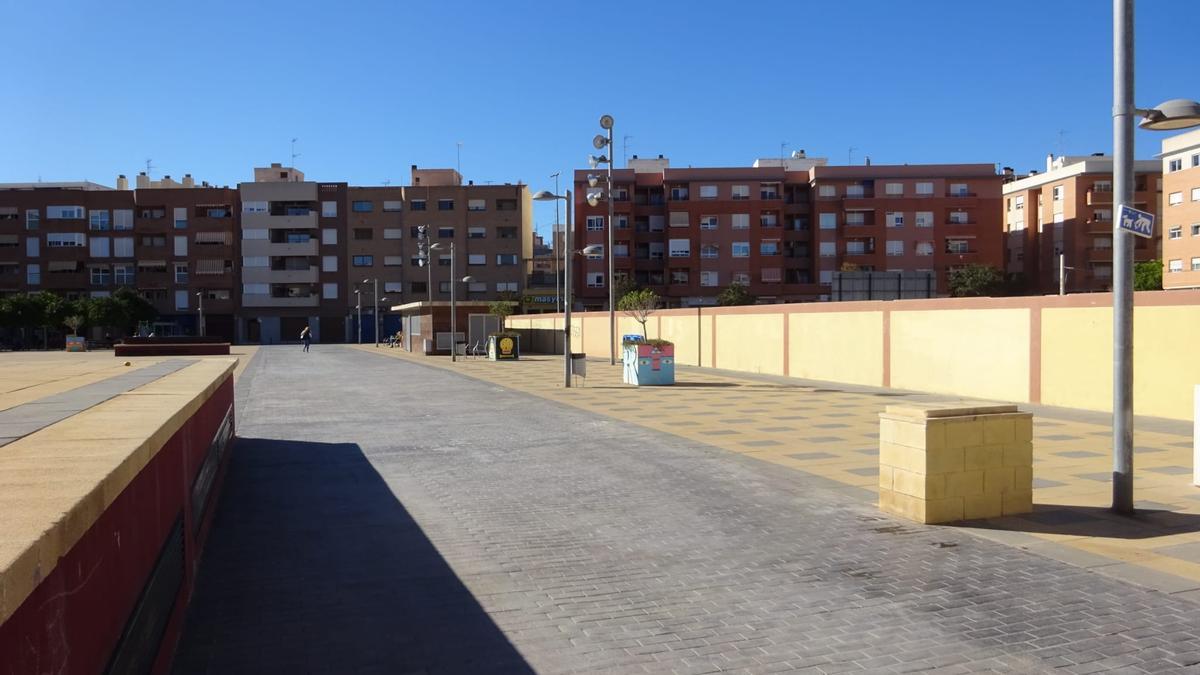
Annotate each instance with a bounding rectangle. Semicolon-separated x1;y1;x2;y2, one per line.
300;325;312;353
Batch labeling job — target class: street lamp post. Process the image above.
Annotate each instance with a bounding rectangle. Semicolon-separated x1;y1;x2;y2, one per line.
533;189;574;387
590;114;617;366
362;278;380;347
195;291;204;337
354;289;362;344
1109;0;1200;513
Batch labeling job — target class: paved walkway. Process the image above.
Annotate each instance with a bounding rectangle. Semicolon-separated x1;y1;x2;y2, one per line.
174;345;1200;673
358;346;1200;599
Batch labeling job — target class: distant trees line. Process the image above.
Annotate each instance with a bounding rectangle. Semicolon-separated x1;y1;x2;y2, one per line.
0;288;157;348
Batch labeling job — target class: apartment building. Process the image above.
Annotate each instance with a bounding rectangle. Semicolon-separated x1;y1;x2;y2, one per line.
403;166;532;304
345;185;406;340
573;154;1002;307
1161;129;1200;289
236;164;348;344
1002;154;1161;295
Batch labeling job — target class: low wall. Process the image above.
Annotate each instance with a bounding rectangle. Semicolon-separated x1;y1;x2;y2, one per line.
0;359;236;675
510;290;1200;421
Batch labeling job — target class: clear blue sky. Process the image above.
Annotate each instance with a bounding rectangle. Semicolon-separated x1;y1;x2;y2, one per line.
3;0;1199;236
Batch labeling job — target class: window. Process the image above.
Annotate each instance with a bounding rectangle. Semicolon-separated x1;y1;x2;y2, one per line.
438;199;454;211
950;183;969;197
946;239;970;254
496;254;518;265
112;209;133;230
700;271;718;287
438;227;454;238
468;227;486;239
586;245;604;260
242;228;268;241
1193;188;1200;201
819;270;833;285
818;185;836;197
89;210;110;230
670;269;689;285
732;242;750;257
700;244;718;259
410;281;427;294
760;212;778;227
353;255;374;266
648;216;665;232
383;256;403;266
26;237;38;257
587;273;604;288
27;264;40;285
1192;257;1200;271
648;242;664;259
438;254;451;267
468;254;486;265
669;239;690;257
322;228;337;245
174;290;188;311
26;209;39;229
174;235;187;256
699;185;718;199
380;282;403;294
1168;259;1183;273
916;182;933;195
761;268;781;283
845;212;865;226
352;201;373;213
47;206;85;219
1169;226;1182;239
89;237;110;258
1094;208;1112;222
1093;236;1112;249
732;185;749;200
885;182;903;195
352;228;372;240
1192;224;1200;236
90;265;111;285
114;264;134;285
760;240;779;256
886;212;904;228
322;256;338;272
670;186;689;200
314;201;334;218
700;215;718;230
243;201;268;214
731;272;749;286
819;213;837;229
1194;154;1200;168
1052;186;1064;201
496;199;518;211
886;240;904;256
174;262;188;283
381;200;402;212
47;233;86;247
669;211;689;227
410;199;426;211
498;226;518;239
615;214;629;229
1169;158;1183;172
949;211;969;224
613;242;629;257
242;256;268;267
322;283;338;300
722;213;745;230
1093;181;1112;193
586;216;605;231
493;282;517;292
915;211;933;228
462;281;484;294
173;207;188;229
468;199;486;211
916;241;934;256
819;241;836;257
846;185;865;198
1169;191;1184;205
383;228;403;240
760;183;779;199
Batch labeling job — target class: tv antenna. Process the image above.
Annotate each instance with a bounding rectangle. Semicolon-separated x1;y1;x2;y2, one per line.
290;138;301;174
456;141;463;176
145;158;156;178
848;147;858;165
780;141;788;164
382;179;391;187
623;135;633;166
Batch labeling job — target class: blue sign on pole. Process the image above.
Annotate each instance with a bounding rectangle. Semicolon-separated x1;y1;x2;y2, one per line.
1117;204;1155;239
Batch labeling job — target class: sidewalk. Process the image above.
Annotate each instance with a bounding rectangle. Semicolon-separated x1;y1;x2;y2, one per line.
354;345;1200;601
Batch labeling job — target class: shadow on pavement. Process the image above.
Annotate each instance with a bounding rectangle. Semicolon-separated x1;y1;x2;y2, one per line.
961;502;1200;539
172;438;532;674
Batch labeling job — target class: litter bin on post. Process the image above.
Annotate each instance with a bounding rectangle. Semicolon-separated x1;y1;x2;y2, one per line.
570;353;587;382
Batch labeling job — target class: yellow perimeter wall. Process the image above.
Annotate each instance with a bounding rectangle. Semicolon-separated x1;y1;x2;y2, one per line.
513;292;1199;421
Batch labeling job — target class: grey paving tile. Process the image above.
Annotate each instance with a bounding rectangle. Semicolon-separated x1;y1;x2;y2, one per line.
1075;472;1114;482
788;451;839;461
741;440;783;448
1145;465;1193;476
801;436;844;443
845;467;878;477
1055;450;1104;459
1032;478;1068;489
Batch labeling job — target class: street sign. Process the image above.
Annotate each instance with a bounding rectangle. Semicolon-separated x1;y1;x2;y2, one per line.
1117;204;1155;239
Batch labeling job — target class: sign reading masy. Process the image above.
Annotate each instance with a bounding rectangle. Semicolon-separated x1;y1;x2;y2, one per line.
1117;204;1155;239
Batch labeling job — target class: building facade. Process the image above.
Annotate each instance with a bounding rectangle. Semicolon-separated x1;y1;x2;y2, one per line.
573;155;1003;307
1161;129;1200;290
1002;154;1161;295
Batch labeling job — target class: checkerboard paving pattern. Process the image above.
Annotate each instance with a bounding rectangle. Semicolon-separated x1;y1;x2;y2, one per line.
357;347;1200;599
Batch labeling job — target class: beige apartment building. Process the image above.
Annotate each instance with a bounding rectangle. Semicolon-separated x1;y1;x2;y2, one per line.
1161;129;1200;289
1001;154;1161;295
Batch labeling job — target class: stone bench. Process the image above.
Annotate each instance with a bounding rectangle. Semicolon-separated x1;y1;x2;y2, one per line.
115;342;231;357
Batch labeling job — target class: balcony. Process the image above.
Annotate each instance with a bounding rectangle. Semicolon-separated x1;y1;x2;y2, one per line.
842;197;877;212
1088;248;1114;263
241;294;319;308
241;211;318;230
242;266;319;284
1086;190;1113;206
241;239;318;257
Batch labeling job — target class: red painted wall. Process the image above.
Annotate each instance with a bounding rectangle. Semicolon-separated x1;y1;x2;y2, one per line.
0;376;234;675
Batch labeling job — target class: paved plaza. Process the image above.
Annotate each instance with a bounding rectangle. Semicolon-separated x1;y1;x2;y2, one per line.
167;345;1200;673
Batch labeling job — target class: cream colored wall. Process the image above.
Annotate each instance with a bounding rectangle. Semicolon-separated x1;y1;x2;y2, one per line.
581;316;607;356
1041;305;1200;420
788;312;884;386
701;315;715;368
660;314;702;367
714;314;785;375
890;309;1030;403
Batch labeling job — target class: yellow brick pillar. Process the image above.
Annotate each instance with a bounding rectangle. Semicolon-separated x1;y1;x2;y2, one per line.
878;402;1033;524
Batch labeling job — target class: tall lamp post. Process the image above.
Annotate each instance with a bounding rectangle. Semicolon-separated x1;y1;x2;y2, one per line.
589;114;617;366
362;277;380;347
195;291;204;337
1109;0;1200;514
533;189;574;387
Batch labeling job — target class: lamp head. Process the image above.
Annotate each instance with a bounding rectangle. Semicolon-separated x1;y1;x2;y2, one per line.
581;245;603;256
587;174;599;188
1139;98;1200;131
599;114;614;130
531;190;559;201
461;275;475;283
592;134;609;150
429;242;442;250
586;189;605;207
588;154;609;168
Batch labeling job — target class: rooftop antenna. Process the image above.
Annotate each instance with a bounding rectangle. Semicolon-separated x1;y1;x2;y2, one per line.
456;141;463;176
290;138;301;180
382;179;391;186
847;147;857;165
623;135;633;167
780;141;788;165
145;158;156;178
1056;129;1068;158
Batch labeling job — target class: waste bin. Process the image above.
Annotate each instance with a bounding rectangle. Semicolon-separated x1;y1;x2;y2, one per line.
570;353;587;378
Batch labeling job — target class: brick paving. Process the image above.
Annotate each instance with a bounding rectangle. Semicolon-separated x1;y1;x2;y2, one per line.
174;346;1200;674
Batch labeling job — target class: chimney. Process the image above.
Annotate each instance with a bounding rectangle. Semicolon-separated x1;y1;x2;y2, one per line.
116;174;128;191
864;156;871;166
631;154;638;159
658;154;664;159
136;172;150;189
182;173;195;188
1046;153;1054;172
468;180;473;185
1030;170;1039;175
271;162;281;168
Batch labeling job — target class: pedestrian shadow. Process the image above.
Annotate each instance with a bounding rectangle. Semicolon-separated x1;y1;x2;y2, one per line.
172;438;533;674
959;502;1200;540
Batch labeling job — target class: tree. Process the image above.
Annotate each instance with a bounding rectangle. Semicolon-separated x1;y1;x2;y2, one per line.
3;293;44;346
33;292;66;349
1134;259;1162;291
63;315;84;336
717;282;755;306
948;264;1004;297
613;276;639;306
88;287;156;336
616;288;659;339
488;300;515;332
839;262;861;272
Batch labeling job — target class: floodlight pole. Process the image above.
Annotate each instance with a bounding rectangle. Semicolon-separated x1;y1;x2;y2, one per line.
1111;0;1135;514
